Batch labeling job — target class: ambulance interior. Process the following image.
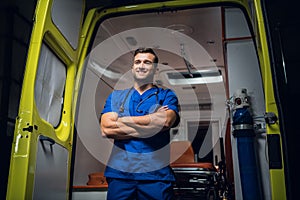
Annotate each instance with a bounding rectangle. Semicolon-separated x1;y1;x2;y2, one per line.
72;5;270;199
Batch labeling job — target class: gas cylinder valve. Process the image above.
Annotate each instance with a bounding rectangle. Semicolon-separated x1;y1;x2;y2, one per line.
264;112;278;125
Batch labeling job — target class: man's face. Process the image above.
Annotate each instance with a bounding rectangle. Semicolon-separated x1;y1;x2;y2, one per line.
132;53;156;83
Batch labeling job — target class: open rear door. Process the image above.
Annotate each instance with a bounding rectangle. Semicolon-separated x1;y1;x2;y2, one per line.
6;0;85;199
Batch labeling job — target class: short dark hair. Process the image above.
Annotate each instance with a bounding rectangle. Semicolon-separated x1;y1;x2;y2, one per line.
133;47;159;67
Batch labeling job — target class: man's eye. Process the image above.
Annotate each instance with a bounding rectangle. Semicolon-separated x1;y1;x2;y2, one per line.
144;61;152;65
134;60;141;65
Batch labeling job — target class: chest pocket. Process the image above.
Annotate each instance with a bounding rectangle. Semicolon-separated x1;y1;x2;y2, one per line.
135;94;163;115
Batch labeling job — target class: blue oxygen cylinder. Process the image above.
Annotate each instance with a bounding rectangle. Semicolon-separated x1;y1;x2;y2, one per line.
233;106;261;200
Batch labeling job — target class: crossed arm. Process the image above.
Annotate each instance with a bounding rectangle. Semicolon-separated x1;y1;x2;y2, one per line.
100;106;178;140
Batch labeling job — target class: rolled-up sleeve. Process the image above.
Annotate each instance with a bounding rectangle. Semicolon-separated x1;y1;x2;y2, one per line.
162;89;180;127
101;93;113;114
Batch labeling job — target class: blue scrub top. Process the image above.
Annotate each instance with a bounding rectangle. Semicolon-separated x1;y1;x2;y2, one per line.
101;86;180;181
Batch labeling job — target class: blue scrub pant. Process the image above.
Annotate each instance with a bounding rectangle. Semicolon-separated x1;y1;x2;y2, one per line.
106;178;174;200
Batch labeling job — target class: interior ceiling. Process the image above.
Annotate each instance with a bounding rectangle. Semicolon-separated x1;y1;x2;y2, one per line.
85;0;173;11
92;6;224;68
87;4;226;103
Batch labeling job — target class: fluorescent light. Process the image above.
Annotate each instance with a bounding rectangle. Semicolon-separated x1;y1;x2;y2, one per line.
166;70;223;85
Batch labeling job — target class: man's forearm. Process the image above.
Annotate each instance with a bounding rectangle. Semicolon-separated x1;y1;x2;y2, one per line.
118;110;169;138
101;112;137;139
101;108;176;139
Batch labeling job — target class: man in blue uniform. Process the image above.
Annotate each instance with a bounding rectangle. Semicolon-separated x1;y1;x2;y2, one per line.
100;47;180;199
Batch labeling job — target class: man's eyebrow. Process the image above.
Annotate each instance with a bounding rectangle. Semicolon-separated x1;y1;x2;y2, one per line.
134;59;153;62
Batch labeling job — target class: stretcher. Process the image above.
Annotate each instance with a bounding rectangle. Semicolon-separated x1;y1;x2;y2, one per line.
170;141;218;200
